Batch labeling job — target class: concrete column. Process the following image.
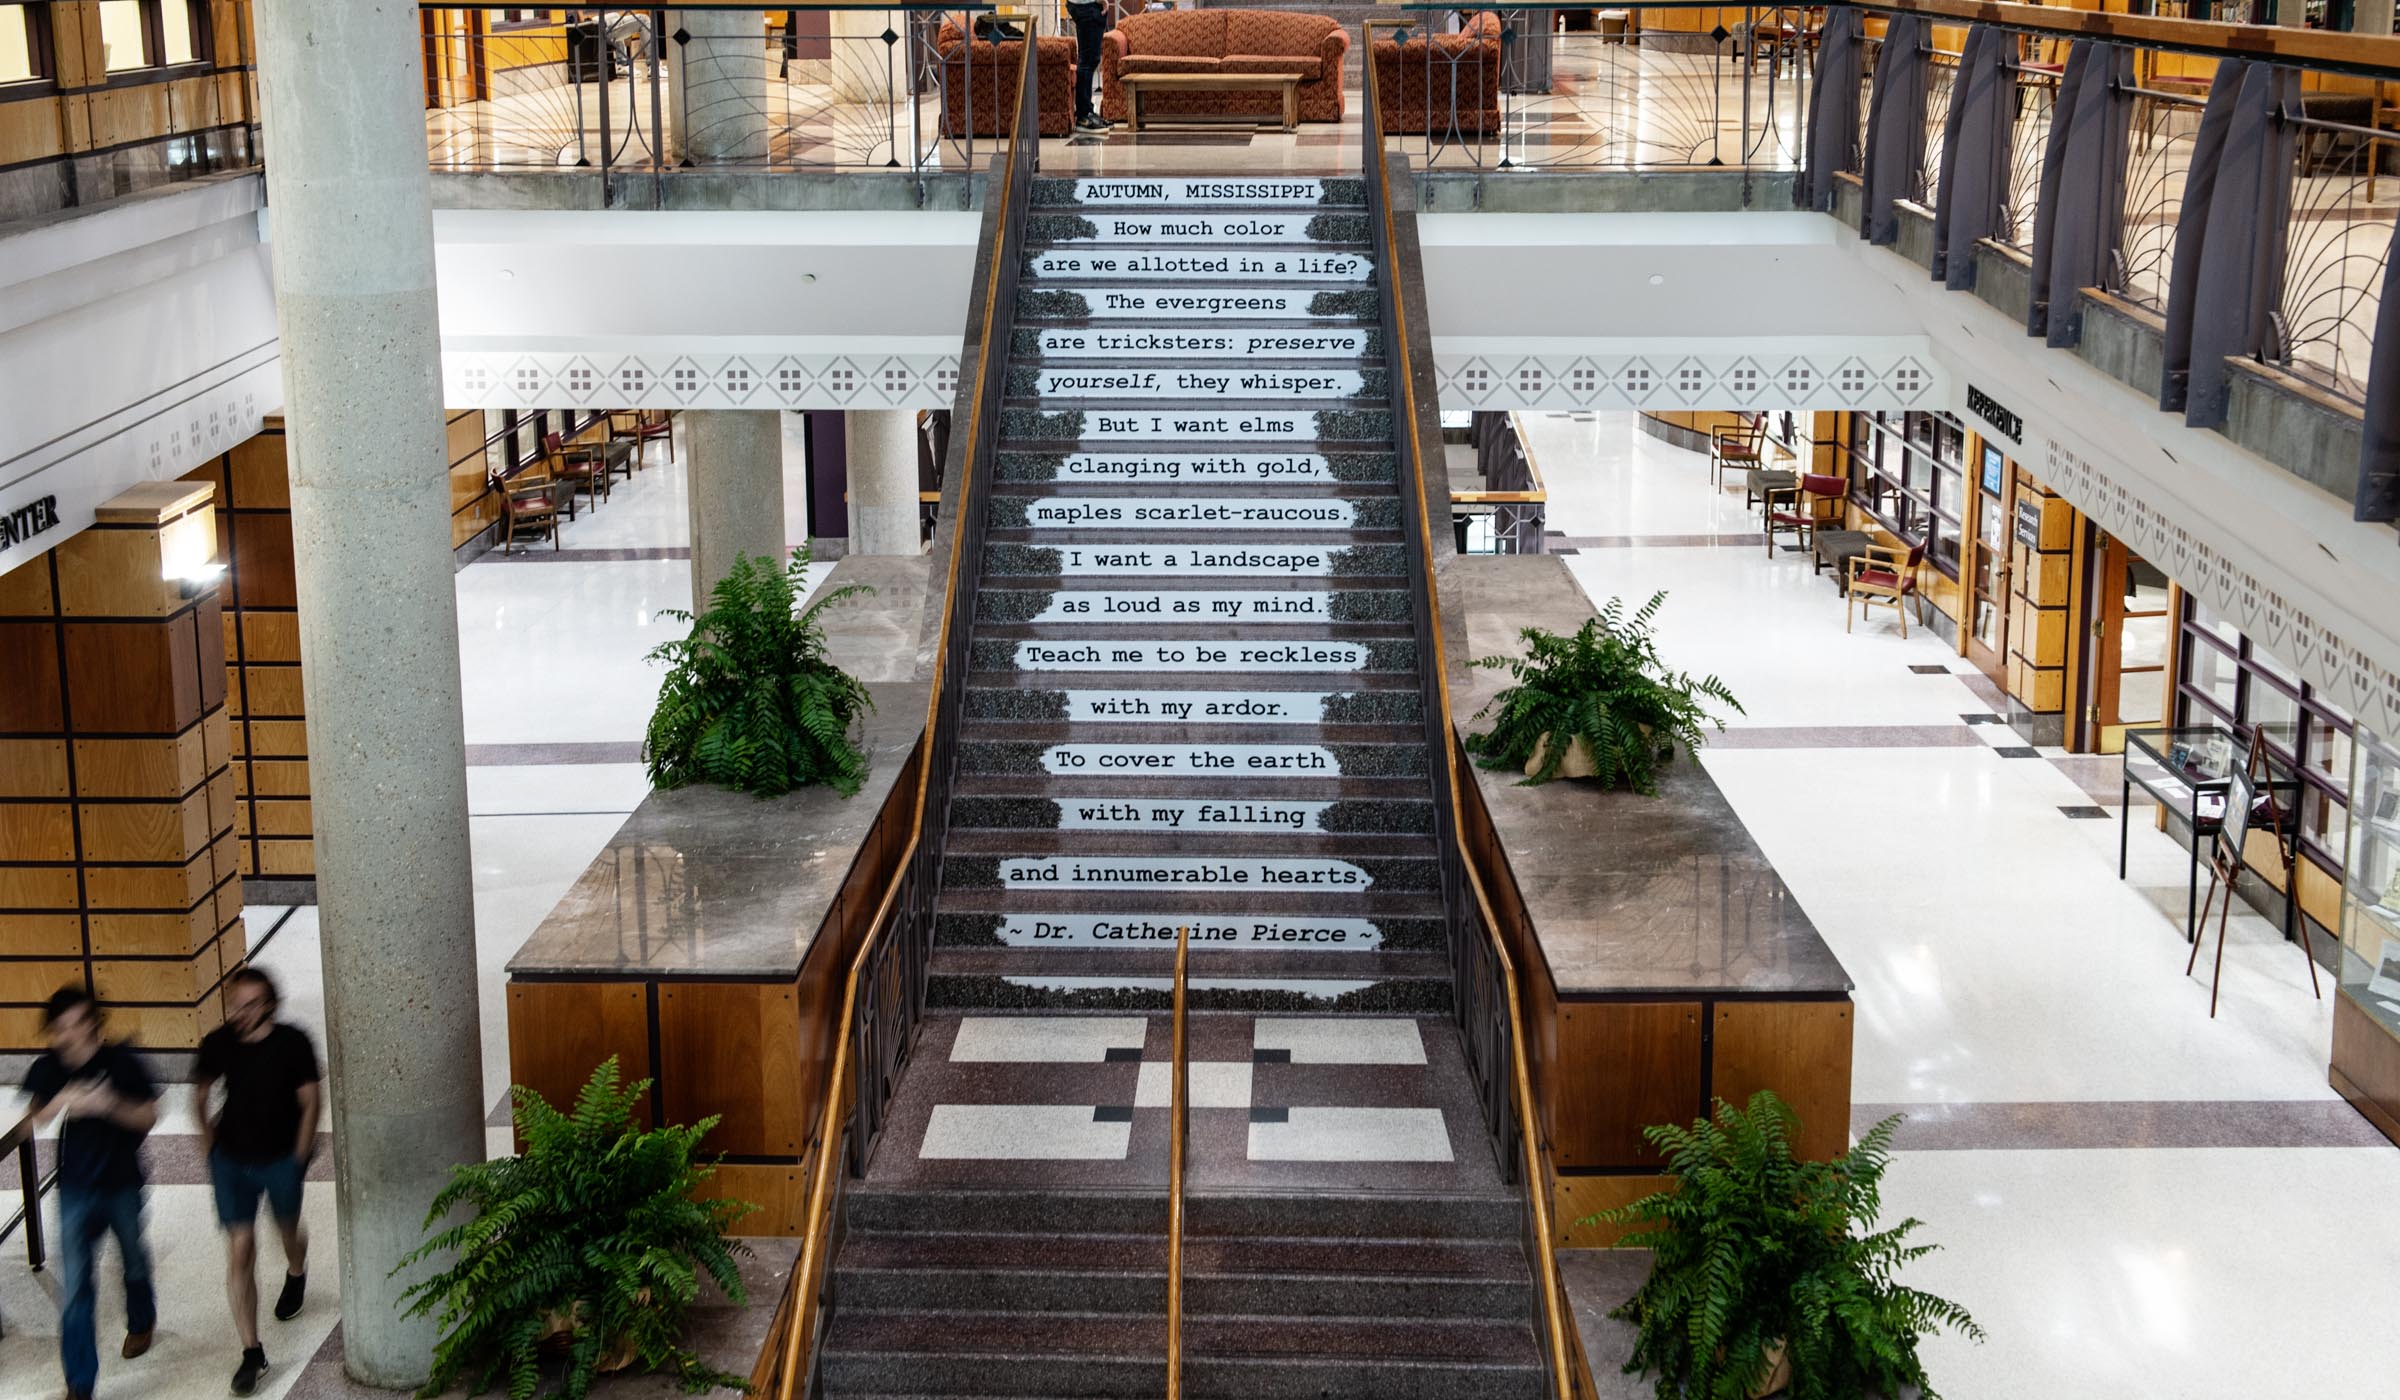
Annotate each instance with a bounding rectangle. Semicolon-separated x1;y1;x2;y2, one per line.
686;409;788;603
251;0;485;1387
846;409;921;556
667;9;771;163
829;7;910;108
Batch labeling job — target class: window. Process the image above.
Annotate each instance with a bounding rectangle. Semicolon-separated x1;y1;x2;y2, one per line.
1838;411;1967;578
98;0;145;71
2174;595;2355;874
96;0;208;73
0;3;50;84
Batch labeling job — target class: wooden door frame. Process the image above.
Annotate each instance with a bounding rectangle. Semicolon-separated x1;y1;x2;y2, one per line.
1962;438;2013;683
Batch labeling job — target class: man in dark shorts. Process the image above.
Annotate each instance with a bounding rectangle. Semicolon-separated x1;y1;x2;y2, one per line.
1068;0;1113;133
23;986;160;1400
192;967;322;1397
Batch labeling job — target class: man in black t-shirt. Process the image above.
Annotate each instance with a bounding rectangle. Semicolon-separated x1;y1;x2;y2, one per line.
22;986;160;1400
192;967;322;1398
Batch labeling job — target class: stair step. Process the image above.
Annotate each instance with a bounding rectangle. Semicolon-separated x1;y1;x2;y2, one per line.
932;908;1447;952
1025;248;1374;283
845;1185;1167;1236
945;827;1434;858
940;847;1438;895
1187;1191;1528;1241
1027;208;1370;245
993;448;1395;486
970;634;1418;677
1009;365;1387;403
953;739;1428;782
974;585;1408;627
932;887;1446;919
960;686;1422;728
1030;175;1365;208
947;794;1434;837
999;405;1395;447
1014;326;1381;364
988;494;1398;532
1019;286;1378;323
927;946;1451;980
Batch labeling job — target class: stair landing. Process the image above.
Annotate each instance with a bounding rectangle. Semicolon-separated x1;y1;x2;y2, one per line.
865;1011;1506;1195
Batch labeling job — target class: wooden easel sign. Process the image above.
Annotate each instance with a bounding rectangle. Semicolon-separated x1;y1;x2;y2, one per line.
2186;735;2321;1017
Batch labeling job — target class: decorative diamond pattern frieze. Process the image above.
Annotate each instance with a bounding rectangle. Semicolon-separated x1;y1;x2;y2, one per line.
2038;437;2400;733
445;351;962;410
1437;350;1943;411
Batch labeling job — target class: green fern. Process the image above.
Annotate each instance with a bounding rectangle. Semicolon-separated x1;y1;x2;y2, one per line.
1590;1091;1982;1400
395;1059;758;1399
643;547;875;798
1463;591;1742;792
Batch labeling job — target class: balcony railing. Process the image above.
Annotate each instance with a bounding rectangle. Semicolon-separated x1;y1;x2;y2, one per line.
419;5;1024;181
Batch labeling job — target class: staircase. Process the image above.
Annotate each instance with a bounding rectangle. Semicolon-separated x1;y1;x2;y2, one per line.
811;176;1546;1400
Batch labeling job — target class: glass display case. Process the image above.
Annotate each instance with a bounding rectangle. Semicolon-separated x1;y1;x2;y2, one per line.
2338;724;2400;1045
2122;722;2302;940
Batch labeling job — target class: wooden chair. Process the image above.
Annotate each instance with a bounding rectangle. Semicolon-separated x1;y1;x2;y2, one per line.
1764;472;1847;557
544;431;612;508
608;409;673;468
490;468;562;553
1709;416;1766;488
1846;539;1928;636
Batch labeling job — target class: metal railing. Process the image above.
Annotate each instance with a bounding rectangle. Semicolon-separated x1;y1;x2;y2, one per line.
419;5;1030;187
2275;100;2391;399
1363;20;1579;1397
1165;923;1191;1400
1454;410;1548;555
755;33;1040;1400
1375;5;1811;173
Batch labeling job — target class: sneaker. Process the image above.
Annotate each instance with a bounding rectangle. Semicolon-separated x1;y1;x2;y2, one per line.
1075;114;1109;133
272;1272;306;1322
122;1329;153;1359
231;1346;267;1397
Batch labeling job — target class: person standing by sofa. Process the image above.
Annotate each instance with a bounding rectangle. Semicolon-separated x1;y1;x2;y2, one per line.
22;986;160;1400
192;967;322;1397
1068;0;1112;132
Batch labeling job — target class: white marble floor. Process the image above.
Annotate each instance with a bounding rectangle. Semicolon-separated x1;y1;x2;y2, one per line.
1536;411;2397;1399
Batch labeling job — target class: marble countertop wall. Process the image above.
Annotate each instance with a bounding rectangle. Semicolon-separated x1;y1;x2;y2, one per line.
508;556;934;981
1437;554;1853;999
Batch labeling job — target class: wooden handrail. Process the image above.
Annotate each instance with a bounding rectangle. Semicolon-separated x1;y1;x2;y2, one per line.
1887;0;2400;77
1362;19;1578;1397
770;40;1040;1400
1166;923;1190;1400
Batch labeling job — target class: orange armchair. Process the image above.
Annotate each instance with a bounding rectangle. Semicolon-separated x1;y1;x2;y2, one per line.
934;14;1075;138
1370;12;1503;136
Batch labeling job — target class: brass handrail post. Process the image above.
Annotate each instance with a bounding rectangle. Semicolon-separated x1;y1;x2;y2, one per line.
1166;923;1190;1400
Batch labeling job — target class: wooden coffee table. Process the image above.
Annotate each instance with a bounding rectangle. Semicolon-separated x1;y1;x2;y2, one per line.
1117;71;1310;133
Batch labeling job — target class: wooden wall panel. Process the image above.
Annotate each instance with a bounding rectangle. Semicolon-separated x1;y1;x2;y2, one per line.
657;982;806;1158
1712;1001;1855;1163
504;981;653;1130
0;485;244;1051
1553;1173;1673;1248
2332;993;2400;1147
1552;1001;1703;1170
699;1163;809;1236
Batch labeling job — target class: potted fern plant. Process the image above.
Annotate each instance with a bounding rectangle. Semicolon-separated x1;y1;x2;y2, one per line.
1591;1091;1982;1400
645;546;875;798
1464;590;1741;790
397;1058;756;1399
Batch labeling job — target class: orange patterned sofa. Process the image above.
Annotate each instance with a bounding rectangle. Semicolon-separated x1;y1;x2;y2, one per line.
934;14;1076;138
1370;12;1502;135
1099;9;1350;126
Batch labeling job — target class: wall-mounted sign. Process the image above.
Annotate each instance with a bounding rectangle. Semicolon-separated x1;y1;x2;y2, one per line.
1967;384;2024;447
1980;444;2005;496
2015;497;2044;549
0;494;62;565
